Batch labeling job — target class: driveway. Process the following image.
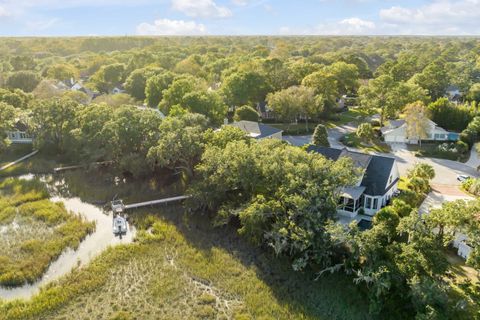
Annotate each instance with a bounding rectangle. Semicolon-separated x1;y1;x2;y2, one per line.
284;128;479;189
387;144;479;186
283;122;357;148
419;186;473;215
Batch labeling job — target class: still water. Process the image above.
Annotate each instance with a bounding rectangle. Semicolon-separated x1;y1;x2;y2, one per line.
0;170;183;301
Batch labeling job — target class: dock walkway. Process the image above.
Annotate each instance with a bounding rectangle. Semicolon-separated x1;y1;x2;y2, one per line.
123;195;191;210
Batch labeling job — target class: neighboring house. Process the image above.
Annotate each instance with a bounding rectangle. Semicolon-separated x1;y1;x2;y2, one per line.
111;86;125;95
229;121;283;140
453;233;472;260
308;146;400;217
71;82;100;100
6;121;33;144
381;119;459;144
446;85;462;103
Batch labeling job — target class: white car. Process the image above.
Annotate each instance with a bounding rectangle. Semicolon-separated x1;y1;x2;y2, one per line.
457;174;471;182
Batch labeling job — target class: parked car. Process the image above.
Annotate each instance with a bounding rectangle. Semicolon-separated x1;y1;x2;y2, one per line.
457;174;471;182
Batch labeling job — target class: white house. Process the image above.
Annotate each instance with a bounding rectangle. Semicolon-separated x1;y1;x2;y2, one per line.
6;122;33;144
307;146;400;218
381;119;459;144
228;121;283;140
446;85;462;103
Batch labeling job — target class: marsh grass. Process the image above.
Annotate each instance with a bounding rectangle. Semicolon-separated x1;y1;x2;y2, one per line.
1;213;371;320
0;178;95;287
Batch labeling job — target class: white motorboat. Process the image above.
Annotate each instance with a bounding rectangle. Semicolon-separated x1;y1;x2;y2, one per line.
113;215;127;235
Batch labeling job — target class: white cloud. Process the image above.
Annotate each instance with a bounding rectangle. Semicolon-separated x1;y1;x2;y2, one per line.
280;17;376;35
171;0;232;18
136;18;207;35
380;0;480;35
232;0;248;6
0;6;10;17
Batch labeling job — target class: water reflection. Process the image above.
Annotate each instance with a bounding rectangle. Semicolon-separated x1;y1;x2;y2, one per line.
0;169;184;301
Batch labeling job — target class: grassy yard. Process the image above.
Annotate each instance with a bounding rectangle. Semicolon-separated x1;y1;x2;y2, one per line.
340;133;391;153
408;143;469;163
268;107;377;136
0;209;372;320
0;178;95;287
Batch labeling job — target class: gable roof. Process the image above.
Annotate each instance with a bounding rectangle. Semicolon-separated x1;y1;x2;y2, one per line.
307;145;397;196
361;155;397;196
230;121;283;139
381;118;449;135
306;145;371;171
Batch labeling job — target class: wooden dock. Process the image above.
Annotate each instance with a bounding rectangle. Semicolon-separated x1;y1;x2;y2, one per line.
123;195;191;210
54;161;114;173
0;150;38;171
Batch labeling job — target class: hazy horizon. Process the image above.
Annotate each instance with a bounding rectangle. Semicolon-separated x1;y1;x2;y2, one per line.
0;0;479;37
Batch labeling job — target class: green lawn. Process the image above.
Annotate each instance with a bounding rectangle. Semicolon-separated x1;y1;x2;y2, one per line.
268;108;377;135
340;133;391;153
408;143;469;163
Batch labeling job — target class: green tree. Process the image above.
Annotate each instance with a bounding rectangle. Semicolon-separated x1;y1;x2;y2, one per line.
301;70;338;106
312;124;329;147
147;113;209;177
267;86;321;129
124;67;162;101
467;83;480;103
233;105;259;122
158;75;205;114
6;71;40;93
145;71;175;107
359;75;427;126
30;98;79;152
47;64;78;81
91;63;126;93
427;98;474;132
180;90;227;126
222;70;270;107
0;102;18;151
0;88;31;109
326;61;359;95
404;101;431;147
356;123;375;142
189;138;357;270
411;60;450;101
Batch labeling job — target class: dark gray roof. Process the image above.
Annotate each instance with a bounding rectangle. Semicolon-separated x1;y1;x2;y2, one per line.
361;155;397;196
230;121;283;139
339;149;372;171
307;145;397;196
306;145;342;160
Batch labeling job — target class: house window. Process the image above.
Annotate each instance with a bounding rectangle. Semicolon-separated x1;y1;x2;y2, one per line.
365;196;371;209
434;134;445;140
373;198;378;210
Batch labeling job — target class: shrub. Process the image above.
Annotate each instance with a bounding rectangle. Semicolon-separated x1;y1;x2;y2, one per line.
456;140;469;154
234;105;259;122
356;123;375;141
312;124;329;147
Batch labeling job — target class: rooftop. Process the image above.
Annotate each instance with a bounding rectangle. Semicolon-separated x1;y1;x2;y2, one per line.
229;121;283;139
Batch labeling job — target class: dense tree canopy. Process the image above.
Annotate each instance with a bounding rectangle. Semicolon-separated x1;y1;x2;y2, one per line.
189;139;357;269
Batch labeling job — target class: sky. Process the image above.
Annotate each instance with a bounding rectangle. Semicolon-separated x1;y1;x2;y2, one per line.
0;0;479;36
